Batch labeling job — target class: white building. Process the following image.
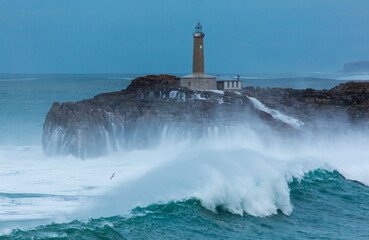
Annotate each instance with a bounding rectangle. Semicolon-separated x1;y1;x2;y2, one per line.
216;75;242;90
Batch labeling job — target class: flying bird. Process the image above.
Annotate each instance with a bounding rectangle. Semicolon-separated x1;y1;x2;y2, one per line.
110;172;115;180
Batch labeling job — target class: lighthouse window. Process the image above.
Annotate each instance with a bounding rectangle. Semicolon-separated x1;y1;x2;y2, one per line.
188;81;191;86
200;45;202;49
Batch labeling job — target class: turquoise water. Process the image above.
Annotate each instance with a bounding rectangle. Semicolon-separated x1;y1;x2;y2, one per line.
1;74;369;239
2;171;369;240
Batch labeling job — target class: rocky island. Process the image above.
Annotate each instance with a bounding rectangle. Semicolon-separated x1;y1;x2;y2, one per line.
42;75;369;159
342;61;369;73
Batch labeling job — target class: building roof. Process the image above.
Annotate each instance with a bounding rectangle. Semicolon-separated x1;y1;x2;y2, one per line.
216;75;240;81
181;73;216;79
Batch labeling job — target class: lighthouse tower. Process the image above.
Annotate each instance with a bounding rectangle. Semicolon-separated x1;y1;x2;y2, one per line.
193;22;205;73
180;22;216;90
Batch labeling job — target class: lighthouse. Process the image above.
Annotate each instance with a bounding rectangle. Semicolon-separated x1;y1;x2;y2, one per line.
193;22;205;73
180;22;216;90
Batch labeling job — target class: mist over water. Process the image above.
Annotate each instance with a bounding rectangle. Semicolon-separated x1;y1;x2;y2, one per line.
81;125;369;217
1;74;369;239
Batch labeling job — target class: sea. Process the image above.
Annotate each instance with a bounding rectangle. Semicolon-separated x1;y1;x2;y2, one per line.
1;73;369;239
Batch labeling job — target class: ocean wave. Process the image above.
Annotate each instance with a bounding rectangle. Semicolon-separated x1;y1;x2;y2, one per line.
79;128;369;220
3;170;369;240
1;125;369;234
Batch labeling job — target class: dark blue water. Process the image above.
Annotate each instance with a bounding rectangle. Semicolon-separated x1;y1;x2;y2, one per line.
1;74;369;239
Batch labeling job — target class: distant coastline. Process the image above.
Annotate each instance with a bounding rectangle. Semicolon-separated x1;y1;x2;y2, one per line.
342;61;369;73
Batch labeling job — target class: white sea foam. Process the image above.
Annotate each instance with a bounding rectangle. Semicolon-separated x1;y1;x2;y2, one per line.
194;93;207;100
247;97;304;128
79;128;369;220
1;124;369;233
169;91;179;98
0;146;160;224
207;90;224;94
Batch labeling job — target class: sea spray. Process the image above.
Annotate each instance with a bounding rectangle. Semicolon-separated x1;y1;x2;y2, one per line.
81;143;294;218
3;75;369;238
2;124;369;234
73;127;367;219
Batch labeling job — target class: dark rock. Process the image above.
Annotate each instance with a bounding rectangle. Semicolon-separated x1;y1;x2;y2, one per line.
42;76;369;159
243;81;369;127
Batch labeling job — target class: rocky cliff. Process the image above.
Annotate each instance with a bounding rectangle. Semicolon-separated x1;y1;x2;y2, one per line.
244;81;369;128
42;75;369;158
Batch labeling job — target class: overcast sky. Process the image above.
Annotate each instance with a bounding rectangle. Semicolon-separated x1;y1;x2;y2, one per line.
1;0;369;74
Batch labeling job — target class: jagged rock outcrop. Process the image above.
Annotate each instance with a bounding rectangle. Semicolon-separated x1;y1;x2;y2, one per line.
243;81;369;128
43;75;288;158
42;75;369;158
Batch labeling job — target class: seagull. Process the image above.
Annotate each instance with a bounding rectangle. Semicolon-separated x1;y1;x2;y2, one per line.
110;172;115;180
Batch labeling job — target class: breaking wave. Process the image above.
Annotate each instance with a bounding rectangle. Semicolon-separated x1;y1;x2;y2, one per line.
2;98;369;235
76;125;369;220
3;115;369;229
2;122;369;236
